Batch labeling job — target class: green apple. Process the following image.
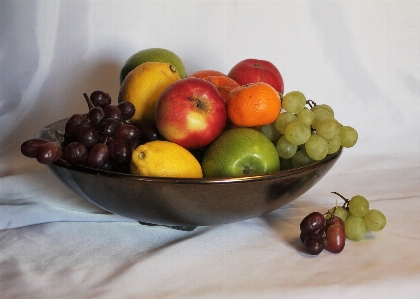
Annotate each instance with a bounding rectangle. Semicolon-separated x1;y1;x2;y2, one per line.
201;128;280;178
120;48;187;84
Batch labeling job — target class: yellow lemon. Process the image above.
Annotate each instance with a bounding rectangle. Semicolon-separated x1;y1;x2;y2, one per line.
130;140;203;178
118;62;181;124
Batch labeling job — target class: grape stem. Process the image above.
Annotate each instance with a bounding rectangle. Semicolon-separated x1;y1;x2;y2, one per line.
331;191;350;209
306;99;317;108
83;93;94;110
324;200;338;219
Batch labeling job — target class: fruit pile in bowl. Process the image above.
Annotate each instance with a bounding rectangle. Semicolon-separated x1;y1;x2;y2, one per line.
21;48;357;227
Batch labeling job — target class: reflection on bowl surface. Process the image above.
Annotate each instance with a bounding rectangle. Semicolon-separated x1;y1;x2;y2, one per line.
37;118;342;227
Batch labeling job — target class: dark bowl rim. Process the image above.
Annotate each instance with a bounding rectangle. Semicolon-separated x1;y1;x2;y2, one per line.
40;117;343;184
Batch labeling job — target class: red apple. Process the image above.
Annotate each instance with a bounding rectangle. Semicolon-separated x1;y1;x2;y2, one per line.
155;77;227;149
227;58;284;94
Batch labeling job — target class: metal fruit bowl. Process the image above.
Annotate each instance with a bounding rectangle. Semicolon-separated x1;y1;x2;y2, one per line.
36;118;342;228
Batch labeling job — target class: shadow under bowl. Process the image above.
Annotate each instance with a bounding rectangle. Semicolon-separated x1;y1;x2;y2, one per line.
37;118;342;227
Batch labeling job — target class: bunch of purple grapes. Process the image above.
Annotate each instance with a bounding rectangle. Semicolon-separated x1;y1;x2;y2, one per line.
21;90;161;172
299;210;345;255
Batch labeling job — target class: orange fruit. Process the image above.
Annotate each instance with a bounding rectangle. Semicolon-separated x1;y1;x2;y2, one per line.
202;75;240;103
226;82;281;127
188;69;226;78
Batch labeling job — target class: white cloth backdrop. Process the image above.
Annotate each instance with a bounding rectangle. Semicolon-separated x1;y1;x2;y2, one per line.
1;1;419;298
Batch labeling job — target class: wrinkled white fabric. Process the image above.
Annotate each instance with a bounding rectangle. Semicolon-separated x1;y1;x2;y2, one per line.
1;1;420;298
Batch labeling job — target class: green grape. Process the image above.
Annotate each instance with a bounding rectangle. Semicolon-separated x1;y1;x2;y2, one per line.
348;195;370;217
311;104;334;116
291;149;314;168
284;121;311;145
325;206;348;222
305;134;328;160
311;108;334;128
326;135;341;154
339;126;358;148
276;135;298;159
344;215;367;241
297;108;315;127
259;122;282;143
280;157;293;170
363;209;386;231
275;112;297;134
315;117;341;139
282;91;306;113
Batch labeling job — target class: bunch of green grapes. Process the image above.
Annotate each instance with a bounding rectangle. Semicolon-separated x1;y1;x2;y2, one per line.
327;192;387;241
259;91;358;170
299;192;386;255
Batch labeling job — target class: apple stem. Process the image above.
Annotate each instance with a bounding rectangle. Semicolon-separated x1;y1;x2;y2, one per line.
189;96;202;109
243;165;252;175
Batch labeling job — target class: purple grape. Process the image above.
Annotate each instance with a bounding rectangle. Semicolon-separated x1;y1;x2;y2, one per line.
326;215;345;231
21;138;50;158
108;139;131;164
64;114;88;142
103;104;122;121
88;106;105;125
300;226;325;243
36;142;62;164
116;124;140;144
117;101;136;120
98;118;119;138
100;160;114;171
326;223;345;253
78;122;99;148
86;143;109;169
300;212;325;234
304;233;324;255
136;120;161;144
63;142;88;165
90;90;112;107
